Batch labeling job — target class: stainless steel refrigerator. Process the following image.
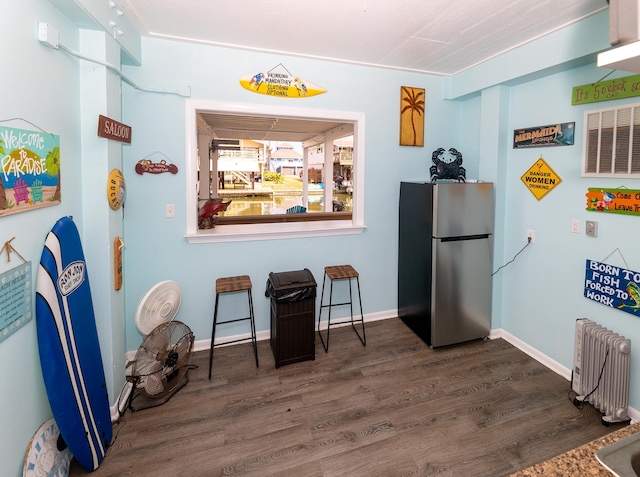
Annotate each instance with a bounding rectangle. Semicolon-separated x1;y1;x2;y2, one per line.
398;182;494;347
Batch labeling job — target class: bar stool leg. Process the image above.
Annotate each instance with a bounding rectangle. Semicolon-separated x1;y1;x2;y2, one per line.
348;278;354;325
208;292;220;379
352;276;366;346
248;288;259;368
326;278;334;351
317;271;330;352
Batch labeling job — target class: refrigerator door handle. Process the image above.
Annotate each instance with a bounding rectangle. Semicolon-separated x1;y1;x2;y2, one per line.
440;234;490;242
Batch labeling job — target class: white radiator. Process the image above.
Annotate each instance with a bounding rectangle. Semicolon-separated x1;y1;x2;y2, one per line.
572;318;631;424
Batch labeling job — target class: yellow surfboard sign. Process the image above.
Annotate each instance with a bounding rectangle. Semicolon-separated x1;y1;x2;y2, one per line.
240;70;326;98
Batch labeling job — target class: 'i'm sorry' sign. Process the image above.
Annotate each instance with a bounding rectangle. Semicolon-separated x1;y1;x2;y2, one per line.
584;259;640;315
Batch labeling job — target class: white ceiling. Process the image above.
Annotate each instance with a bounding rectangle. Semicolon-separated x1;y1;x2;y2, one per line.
116;0;610;143
117;0;609;76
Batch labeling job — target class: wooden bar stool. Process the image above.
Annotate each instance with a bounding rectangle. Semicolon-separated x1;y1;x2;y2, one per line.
317;265;366;352
208;275;258;379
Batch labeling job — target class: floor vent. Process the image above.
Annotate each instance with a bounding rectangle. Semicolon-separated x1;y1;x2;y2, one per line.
572;318;631;424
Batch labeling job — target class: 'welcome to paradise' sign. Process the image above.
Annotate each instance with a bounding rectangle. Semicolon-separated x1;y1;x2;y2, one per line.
513;122;574;148
586;188;640;216
0;126;61;217
572;74;640;105
585;259;640;316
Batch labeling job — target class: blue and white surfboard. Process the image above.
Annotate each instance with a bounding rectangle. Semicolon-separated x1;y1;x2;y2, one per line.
35;216;112;472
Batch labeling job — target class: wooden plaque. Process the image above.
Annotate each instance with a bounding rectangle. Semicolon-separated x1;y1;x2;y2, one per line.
400;86;425;147
98;115;132;143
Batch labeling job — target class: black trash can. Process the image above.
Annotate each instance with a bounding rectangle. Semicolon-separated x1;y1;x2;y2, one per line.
265;269;316;368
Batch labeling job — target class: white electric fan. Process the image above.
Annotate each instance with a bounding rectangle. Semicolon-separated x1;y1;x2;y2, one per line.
127;281;194;411
135;280;182;335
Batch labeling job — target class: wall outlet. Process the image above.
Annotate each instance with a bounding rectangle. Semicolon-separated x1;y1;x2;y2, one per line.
527;229;535;243
165;204;175;218
585;220;598;237
571;218;580;234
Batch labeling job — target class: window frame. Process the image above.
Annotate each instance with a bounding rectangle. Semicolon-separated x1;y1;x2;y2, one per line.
184;99;366;243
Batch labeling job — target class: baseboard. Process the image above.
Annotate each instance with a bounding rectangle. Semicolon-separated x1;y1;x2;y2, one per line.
190;308;398;353
111;381;133;421
496;328;572;380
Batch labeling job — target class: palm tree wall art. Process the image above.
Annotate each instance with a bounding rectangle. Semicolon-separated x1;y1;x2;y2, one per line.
400;86;425;147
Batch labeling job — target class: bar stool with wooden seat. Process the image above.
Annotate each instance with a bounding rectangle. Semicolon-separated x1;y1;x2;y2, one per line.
208;275;258;379
317;265;366;352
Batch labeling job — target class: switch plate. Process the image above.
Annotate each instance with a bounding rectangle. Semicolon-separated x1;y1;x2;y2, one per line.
571;219;580;234
585;220;598;237
165;204;175;218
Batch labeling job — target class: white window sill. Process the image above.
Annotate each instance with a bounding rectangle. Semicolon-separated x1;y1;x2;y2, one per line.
185;220;366;243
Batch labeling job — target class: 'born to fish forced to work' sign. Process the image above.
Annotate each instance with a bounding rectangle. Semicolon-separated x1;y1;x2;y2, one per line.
584;259;640;316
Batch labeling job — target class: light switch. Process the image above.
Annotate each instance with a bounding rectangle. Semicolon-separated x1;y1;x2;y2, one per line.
165;204;175;218
571;219;580;234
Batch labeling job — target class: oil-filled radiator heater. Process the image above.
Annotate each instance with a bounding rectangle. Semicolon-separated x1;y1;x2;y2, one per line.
572;318;631;424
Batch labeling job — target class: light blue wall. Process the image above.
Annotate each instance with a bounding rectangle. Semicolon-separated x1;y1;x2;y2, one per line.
77;27;127;419
1;1;83;476
1;2;128;475
456;9;640;410
500;63;640;408
120;38;465;351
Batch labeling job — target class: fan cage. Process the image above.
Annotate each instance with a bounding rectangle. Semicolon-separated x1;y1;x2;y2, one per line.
129;321;194;407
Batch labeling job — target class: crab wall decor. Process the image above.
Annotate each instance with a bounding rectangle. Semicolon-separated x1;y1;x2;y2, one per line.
430;147;466;182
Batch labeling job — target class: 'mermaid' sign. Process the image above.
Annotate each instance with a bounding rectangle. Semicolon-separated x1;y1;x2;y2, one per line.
513;122;574;148
240;64;326;98
584;259;640;316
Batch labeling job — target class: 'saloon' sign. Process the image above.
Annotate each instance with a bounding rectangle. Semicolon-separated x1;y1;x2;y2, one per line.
97;115;131;144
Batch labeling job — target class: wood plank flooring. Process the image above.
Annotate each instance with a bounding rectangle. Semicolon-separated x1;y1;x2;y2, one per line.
69;318;627;476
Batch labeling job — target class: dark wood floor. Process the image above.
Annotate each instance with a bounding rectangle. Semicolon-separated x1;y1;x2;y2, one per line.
70;318;626;477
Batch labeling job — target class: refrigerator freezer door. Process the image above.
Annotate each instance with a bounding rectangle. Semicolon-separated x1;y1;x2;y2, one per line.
431;236;492;347
433;183;494;238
